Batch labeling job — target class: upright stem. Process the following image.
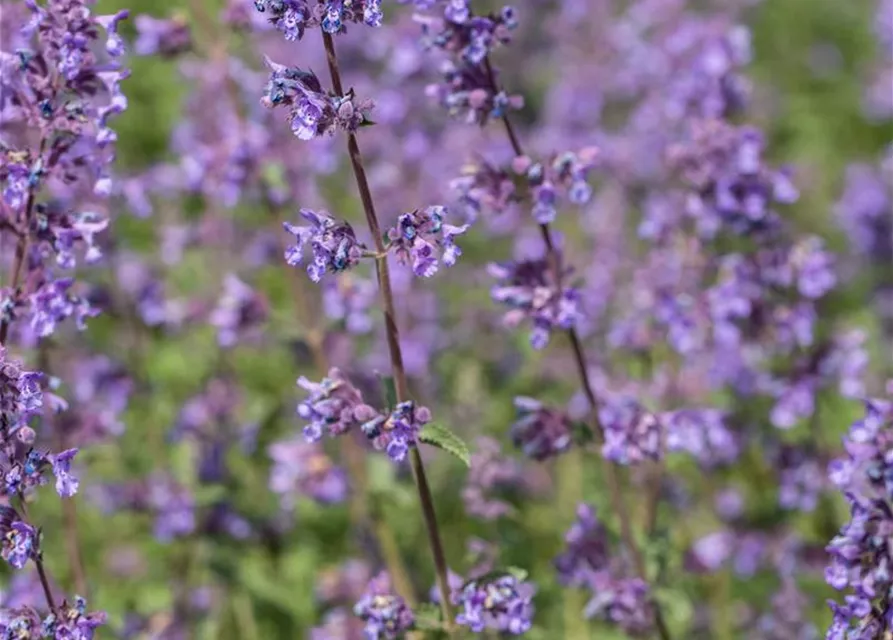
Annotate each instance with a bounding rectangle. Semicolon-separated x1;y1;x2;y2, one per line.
485;56;672;640
320;31;455;628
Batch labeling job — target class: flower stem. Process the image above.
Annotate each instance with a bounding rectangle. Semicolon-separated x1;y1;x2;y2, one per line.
320;30;455;629
485;55;672;640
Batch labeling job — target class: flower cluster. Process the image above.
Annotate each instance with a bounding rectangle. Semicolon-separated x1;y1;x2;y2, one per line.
509;396;573;461
598;396;663;465
254;0;382;41
511;150;599;224
261;58;374;140
386;205;469;277
0;506;37;570
283;210;366;282
362;400;431;462
0;597;106;639
412;0;521;124
297;368;378;442
133;13;192;57
268;435;349;506
353;572;414;639
462;437;539;520
488;256;582;349
208;273;269;347
451;572;535;634
663;408;739;467
824;386;893;638
322;275;377;334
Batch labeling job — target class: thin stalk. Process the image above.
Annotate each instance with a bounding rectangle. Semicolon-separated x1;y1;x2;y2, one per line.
485;56;672;640
320;30;455;629
17;496;58;616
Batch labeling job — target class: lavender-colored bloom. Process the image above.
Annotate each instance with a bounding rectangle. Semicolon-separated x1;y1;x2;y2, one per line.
352;572;414;639
452;573;535;634
310;608;366;640
387;206;469;277
753;580;819;639
208;273;269;347
283;210;366;282
0;347;44;431
364;401;431;462
254;0;382;41
296;368;380;443
44;597;108;639
322;275;376;334
49;448;79;498
268;436;349;506
262;57;374;139
462;437;528;520
583;576;654;636
663;408;739;466
824;389;893;637
835;161;893;259
0;607;42;637
134;14;192;57
599;396;663;465
555;504;609;586
512;149;599;223
26;278;98;338
509;396;573;460
488;256;582;349
0;511;37;570
148;478;196;542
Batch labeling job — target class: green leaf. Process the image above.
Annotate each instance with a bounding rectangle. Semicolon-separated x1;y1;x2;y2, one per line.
413;603;443;631
506;566;529;582
418;423;471;467
380;375;397;410
460;566;529;590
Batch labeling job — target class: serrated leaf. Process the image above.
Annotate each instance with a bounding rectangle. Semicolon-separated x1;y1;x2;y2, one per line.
418;423;471;467
380;375;397;410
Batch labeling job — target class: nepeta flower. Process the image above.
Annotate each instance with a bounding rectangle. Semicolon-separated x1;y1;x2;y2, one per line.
283;210;366;282
509;396;573;460
824;386;893;638
322;275;376;334
208;273;269;347
599;396;663;465
452;572;535;634
0;509;37;570
488;256;582;349
254;0;382;41
44;597;108;639
511;149;599;224
463;437;536;520
663;408;739;467
49;448;79;498
554;504;610;586
262;57;374;140
268;436;349;506
297;368;380;443
387;206;469;277
133;14;192;57
582;576;654;635
27;277;98;337
0;347;43;430
362;401;431;462
353;572;414;639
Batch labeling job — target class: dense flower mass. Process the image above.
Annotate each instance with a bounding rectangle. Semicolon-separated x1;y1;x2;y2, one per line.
352;572;414;639
0;507;37;570
254;0;383;41
386;206;469;277
283;210;367;282
261;57;374;140
452;572;535;634
509;396;573;460
511;150;599;224
824;385;893;638
599;396;663;465
296;368;379;443
488;256;582;349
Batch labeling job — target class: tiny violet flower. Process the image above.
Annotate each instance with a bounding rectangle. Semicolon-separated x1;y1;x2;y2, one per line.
353;572;414;639
387;206;469;277
296;368;380;442
452;572;536;634
0;508;37;570
283;210;366;282
49;448;80;498
254;0;383;42
363;401;431;462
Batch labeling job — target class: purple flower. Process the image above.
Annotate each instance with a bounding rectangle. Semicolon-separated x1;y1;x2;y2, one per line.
49;448;79;498
283;210;366;282
488;256;582;349
208;274;269;347
322;275;377;334
353;572;414;639
583;576;654;635
599;396;663;465
262;57;374;139
452;573;535;634
296;368;380;443
509;396;573;460
44;597;107;639
254;0;382;41
663;408;739;466
268;436;349;506
387;206;469;277
363;401;431;463
0;513;37;570
27;278;98;337
512;149;599;223
134;14;192;57
555;504;610;586
462;437;533;520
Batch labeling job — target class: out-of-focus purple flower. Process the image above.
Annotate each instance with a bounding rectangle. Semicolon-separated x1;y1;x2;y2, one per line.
254;0;382;41
310;607;366;640
664;408;739;466
774;446;824;512
268;436;349;506
352;572;414;639
134;14;192;57
824;388;893;637
488;256;582;349
322;275;377;334
555;504;609;586
262;57;374;139
582;575;654;636
363;401;431;463
463;437;540;520
147;477;196;542
26;278;98;337
835;161;893;260
512;148;599;224
48;448;79;498
316;559;372;606
387;206;469;277
283;210;366;282
599;396;663;465
297;368;380;443
0;347;43;431
208;273;269;347
753;579;818;639
687;531;735;573
452;572;535;634
509;396;573;460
